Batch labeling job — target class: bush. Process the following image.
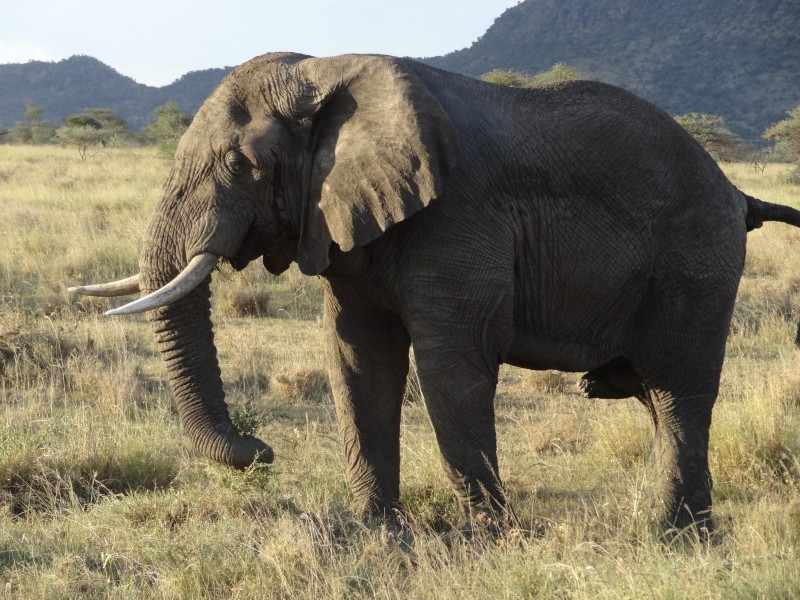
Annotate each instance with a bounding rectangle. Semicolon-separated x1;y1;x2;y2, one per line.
143;102;193;158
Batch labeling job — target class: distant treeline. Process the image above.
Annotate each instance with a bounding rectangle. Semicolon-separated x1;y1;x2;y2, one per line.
0;101;193;160
2;63;798;183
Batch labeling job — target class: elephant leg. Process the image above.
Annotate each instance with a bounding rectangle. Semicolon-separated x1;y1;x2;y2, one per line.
632;272;739;534
323;289;410;519
639;386;715;534
409;319;514;528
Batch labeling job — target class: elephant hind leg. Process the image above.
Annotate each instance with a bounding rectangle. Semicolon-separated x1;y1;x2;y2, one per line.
631;273;740;534
578;357;644;399
637;384;716;536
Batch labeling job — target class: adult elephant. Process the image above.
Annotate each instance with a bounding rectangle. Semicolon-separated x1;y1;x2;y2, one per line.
70;52;800;534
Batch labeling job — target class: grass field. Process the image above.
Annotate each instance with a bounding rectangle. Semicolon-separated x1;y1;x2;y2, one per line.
1;145;799;598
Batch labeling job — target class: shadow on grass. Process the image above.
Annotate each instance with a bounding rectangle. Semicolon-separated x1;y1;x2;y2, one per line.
2;451;180;518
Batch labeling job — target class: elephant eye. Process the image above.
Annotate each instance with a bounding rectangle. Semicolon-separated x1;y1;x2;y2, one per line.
224;150;248;175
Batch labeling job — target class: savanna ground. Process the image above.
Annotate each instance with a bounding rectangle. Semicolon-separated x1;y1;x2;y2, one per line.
1;144;799;599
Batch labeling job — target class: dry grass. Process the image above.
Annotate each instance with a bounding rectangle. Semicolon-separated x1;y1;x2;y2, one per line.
270;368;330;403
1;147;800;597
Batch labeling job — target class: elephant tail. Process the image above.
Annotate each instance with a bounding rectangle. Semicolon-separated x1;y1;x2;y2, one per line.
745;193;800;347
745;194;800;231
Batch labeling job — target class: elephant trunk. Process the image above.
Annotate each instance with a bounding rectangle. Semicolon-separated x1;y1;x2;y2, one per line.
141;217;273;468
147;285;273;467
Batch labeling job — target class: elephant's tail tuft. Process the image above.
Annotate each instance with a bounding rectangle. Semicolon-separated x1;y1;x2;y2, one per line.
745;193;800;231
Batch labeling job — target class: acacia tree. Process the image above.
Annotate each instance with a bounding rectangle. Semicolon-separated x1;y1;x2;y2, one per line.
481;63;583;88
673;113;749;162
8;101;56;144
56;109;128;159
144;102;193;158
764;104;800;182
82;108;128;146
56;115;103;160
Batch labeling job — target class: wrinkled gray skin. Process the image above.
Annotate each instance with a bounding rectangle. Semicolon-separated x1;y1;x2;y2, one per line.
135;52;797;533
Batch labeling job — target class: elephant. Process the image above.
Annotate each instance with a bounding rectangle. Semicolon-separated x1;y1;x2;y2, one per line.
70;52;800;535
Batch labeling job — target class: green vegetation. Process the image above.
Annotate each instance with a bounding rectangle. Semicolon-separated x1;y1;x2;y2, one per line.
481;63;582;88
764;104;800;183
6;100;56;144
5;100;191;159
56;108;129;160
143;101;193;158
674;112;749;162
1;146;800;597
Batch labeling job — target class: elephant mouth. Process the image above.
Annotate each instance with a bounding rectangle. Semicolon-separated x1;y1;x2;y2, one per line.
229;225;299;276
226;223;300;275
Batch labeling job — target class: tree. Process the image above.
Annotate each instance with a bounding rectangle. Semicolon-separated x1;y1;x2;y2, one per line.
82;108;129;146
55;109;128;160
63;115;103;129
481;69;537;88
56;114;105;160
480;63;583;88
764;104;800;182
7;100;56;144
144;102;193;158
673;113;749;162
529;63;584;87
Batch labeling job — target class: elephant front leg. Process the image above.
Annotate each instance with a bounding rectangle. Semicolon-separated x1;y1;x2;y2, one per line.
323;291;411;521
411;334;513;531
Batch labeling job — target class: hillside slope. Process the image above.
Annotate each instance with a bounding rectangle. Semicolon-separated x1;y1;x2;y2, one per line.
1;1;798;141
424;0;800;142
0;56;231;131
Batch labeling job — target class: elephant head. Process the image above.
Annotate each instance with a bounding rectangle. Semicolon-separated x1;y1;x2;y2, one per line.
70;53;456;468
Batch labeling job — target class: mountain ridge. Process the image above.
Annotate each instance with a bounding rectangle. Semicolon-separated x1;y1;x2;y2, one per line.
423;0;800;142
0;55;233;131
1;0;798;142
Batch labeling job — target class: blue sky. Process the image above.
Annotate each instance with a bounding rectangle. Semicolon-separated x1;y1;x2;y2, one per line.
0;1;519;87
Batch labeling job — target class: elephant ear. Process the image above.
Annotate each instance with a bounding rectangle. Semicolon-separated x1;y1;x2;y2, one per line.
291;55;457;275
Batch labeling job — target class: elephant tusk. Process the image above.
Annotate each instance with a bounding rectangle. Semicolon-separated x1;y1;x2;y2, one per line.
68;274;141;297
105;253;219;316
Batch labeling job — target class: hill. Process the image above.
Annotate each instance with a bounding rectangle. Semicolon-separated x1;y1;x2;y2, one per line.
1;1;798;141
0;56;232;132
423;0;800;143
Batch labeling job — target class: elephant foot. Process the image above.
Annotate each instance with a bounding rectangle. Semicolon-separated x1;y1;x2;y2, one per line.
361;499;412;532
578;358;643;399
452;504;522;546
661;510;714;546
359;501;417;554
658;489;715;545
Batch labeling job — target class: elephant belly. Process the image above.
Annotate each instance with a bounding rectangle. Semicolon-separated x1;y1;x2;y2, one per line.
506;278;644;373
506;333;619;373
506;201;652;372
507;255;648;372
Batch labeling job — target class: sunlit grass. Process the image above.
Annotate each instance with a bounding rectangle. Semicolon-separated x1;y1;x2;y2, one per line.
1;147;799;597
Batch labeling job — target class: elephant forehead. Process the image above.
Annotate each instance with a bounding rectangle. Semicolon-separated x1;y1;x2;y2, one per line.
194;90;248;133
